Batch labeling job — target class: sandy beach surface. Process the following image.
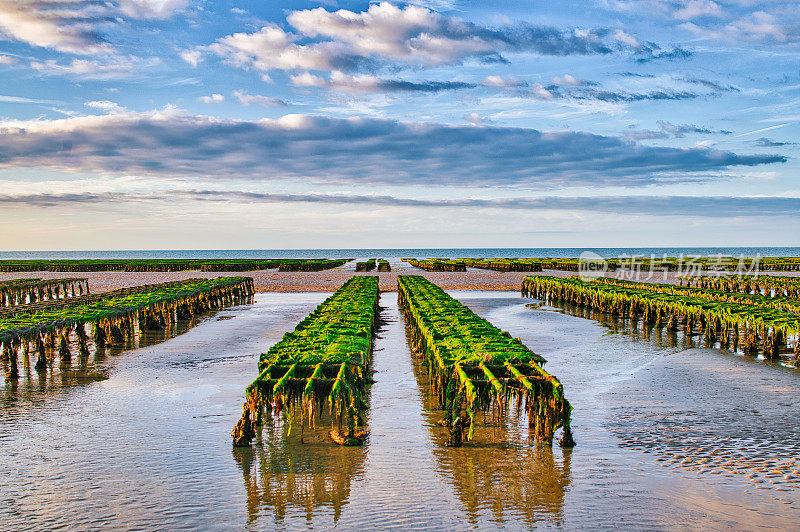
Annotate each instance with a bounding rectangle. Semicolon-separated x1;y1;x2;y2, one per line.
3;259;782;293
0;268;530;293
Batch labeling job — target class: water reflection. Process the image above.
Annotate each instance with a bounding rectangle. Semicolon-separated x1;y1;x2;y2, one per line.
544;299;800;366
410;334;572;527
2;290;800;529
2;366;108;402
540;298;800;494
433;445;571;527
1;315;213;403
550;300;714;352
233;419;367;526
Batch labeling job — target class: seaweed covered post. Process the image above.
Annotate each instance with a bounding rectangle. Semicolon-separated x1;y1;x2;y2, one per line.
460;259;544;272
0;259;353;273
405;259;467;272
398;275;574;448
522;275;800;363
232;276;380;447
0;277;255;375
278;259;352;272
355;259;377;272
0;278;89;307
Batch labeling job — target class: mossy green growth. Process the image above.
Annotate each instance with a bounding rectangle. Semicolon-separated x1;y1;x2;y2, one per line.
0;277;252;342
258;276;379;368
398;275;573;447
233;276;380;447
355;259;376;272
522;275;800;360
0;258;351;273
405;259;466;272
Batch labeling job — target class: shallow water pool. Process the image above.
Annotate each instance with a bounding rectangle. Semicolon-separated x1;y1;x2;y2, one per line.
1;291;799;530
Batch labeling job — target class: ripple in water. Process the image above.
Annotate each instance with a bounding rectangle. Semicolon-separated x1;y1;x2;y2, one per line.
3;291;800;529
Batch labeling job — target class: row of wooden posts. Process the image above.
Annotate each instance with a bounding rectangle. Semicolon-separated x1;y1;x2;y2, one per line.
1;279;254;379
0;278;89;307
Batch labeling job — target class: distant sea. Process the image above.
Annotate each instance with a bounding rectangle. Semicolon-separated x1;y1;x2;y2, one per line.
0;247;799;259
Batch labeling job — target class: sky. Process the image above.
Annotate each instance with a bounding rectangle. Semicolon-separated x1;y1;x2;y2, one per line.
0;0;798;250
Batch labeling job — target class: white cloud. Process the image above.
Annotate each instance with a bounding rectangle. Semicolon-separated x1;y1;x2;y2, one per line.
198;93;225;104
0;111;783;188
0;94;58;104
322;72;389;93
206;2;621;75
5;189;800;219
207;24;364;73
681;8;800;44
117;0;189;19
403;0;459;10
605;0;721;20
464;112;492;125
179;49;203;67
286;2;487;64
674;0;723;20
0;0;187;55
290;70;475;94
552;74;582;86
482;75;524;87
729;10;789;41
85;100;126;113
30;56;152;79
0;54;18;65
290;72;327;88
0;0;111;54
233;90;287;107
286;2;615;65
613;29;640;48
533;84;557;99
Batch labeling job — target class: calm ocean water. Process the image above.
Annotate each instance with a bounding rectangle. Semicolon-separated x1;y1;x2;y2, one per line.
1;247;799;260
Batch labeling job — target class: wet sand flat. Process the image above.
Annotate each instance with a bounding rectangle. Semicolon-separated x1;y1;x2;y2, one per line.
0;267;529;292
3;291;800;529
476;294;800;530
5;264;796;294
